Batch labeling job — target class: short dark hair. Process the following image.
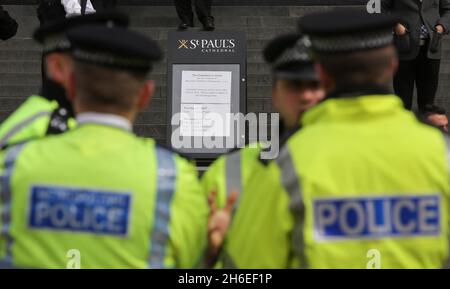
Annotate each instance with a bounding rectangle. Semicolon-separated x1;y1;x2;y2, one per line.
316;45;397;87
74;61;148;111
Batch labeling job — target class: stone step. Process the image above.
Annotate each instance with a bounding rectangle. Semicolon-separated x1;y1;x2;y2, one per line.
0;38;275;51
1;5;336;17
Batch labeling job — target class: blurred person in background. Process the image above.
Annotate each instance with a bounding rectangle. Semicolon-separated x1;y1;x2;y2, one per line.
0;5;18;41
382;0;450;112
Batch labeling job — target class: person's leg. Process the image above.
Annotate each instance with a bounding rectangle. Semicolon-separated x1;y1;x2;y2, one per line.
90;0;115;12
174;0;194;25
194;0;214;30
194;0;212;24
103;0;117;10
393;58;416;110
416;46;441;112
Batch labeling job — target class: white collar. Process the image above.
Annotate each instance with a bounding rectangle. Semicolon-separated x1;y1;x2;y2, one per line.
76;112;132;132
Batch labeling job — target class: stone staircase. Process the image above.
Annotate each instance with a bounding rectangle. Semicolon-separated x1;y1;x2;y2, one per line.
1;3;450;144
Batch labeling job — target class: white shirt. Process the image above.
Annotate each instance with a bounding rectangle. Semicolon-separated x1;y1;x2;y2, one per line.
76;112;133;132
61;0;96;17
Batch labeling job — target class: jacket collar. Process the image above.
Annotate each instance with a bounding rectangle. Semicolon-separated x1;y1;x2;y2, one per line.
76;112;132;132
325;83;393;100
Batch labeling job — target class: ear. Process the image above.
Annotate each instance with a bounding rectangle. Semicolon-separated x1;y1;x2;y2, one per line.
137;80;155;111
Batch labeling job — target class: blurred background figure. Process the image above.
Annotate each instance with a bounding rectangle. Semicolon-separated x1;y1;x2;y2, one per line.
174;0;214;31
0;5;18;41
381;0;450;113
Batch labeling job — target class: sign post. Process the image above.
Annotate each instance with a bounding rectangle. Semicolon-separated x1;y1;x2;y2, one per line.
167;31;247;159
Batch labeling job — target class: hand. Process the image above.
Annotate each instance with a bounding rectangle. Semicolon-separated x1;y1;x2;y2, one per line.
427;113;449;133
394;23;407;36
205;189;238;267
436;25;445;34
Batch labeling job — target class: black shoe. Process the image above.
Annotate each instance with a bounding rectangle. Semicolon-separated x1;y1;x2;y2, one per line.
178;19;194;31
203;17;215;31
178;22;189;31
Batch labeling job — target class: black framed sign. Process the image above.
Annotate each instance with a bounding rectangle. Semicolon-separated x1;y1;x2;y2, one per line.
167;31;247;159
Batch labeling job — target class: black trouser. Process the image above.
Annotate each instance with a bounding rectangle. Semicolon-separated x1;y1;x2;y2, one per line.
174;0;212;25
393;44;441;112
91;0;117;12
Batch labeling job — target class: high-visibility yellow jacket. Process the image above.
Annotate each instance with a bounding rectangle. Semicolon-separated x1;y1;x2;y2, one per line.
0;114;208;269
272;94;450;268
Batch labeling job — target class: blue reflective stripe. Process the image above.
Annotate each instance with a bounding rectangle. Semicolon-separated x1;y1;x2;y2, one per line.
148;147;177;268
0;143;26;265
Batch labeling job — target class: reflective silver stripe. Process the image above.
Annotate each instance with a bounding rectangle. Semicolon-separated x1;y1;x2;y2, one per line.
276;146;307;268
225;150;242;199
148;147;176;268
0;143;26;265
0;111;51;148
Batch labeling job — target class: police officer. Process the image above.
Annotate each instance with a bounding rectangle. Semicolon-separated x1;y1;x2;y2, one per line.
203;33;324;268
268;10;449;268
0;25;208;269
0;13;128;150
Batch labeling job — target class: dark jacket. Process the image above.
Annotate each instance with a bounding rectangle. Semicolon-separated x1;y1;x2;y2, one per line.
37;0;66;25
382;0;450;60
0;6;18;41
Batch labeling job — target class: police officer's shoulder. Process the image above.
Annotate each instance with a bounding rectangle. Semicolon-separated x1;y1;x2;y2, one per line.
34;11;129;44
299;9;399;54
